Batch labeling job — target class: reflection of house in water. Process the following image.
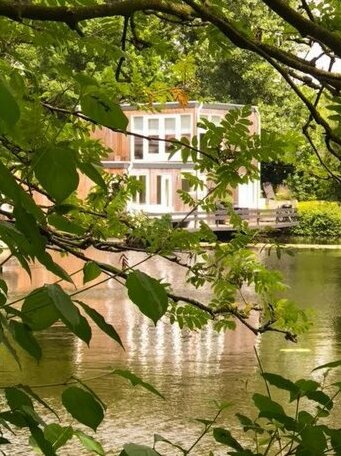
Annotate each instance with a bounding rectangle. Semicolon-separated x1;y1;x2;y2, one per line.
86;102;261;214
1;250;258;382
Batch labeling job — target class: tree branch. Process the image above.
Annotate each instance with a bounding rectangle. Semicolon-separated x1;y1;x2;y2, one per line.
262;0;341;59
0;0;194;24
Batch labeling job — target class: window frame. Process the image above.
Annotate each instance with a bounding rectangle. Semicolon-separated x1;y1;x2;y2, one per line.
130;113;193;161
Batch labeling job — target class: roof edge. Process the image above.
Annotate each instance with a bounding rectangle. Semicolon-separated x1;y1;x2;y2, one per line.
120;101;258;112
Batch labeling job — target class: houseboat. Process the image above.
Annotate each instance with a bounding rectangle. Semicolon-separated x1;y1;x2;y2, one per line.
91;101;261;216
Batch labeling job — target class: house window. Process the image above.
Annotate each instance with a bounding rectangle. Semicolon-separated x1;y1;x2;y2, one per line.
180;115;191;132
156;175;162;204
132;175;147;204
133;137;143;159
165;117;176;153
156;175;171;207
133;117;144;159
180;115;191;142
147;118;160;154
131;113;193;159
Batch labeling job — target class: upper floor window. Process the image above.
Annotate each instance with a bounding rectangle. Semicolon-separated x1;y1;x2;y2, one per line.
130;113;193;160
147;118;160;154
165;117;176;153
133;117;144;159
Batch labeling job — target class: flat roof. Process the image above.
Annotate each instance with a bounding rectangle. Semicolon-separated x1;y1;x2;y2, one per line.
120;101;258;112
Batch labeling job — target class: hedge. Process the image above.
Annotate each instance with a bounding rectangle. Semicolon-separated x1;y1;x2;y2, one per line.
291;201;341;238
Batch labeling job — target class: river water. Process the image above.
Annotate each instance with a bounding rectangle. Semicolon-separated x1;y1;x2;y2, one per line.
1;247;341;454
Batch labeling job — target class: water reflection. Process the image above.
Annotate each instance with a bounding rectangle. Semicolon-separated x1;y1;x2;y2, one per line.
0;248;341;454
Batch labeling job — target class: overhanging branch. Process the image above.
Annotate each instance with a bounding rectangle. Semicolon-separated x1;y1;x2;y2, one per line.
262;0;341;59
0;0;194;24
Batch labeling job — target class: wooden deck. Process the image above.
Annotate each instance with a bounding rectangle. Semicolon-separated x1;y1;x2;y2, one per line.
147;207;298;231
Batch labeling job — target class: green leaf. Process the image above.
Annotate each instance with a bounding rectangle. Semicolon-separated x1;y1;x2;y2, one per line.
72;313;92;345
0;324;21;367
153;434;185;452
297;411;315;426
262;373;299;398
299;425;327;455
48;214;86;236
0;437;10;445
122;443;160;456
46;284;92;345
71;375;106;411
21;287;60;331
34;146;79;203
14;206;46;253
126;270;168;325
306;390;333;410
213;428;243;450
18;384;59;420
9;320;41;361
83;261;102;284
312;360;341;371
0;279;8;306
38;252;72;283
295;379;319;394
0;162;44;222
0;79;20;130
46;284;80;329
74;430;105;455
52;204;79;215
5;387;33;412
235;414;264;434
113;369;165;399
252;393;285;416
329;429;341;455
81;90;128;130
62;387;104;431
29;424;57;456
76;301;123;348
78;161;106;190
0;410;27;428
44;424;73;450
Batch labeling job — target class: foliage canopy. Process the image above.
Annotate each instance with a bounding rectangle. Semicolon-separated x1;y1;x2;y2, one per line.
0;0;340;453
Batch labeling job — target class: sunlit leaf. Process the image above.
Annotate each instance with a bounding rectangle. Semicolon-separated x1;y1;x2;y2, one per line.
74;430;105;455
83;262;102;284
44;424;73;450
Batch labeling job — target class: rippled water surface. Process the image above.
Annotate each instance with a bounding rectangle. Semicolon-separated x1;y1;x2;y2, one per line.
1;247;341;454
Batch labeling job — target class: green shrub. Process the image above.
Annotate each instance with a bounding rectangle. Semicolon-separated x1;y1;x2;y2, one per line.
292;201;341;238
